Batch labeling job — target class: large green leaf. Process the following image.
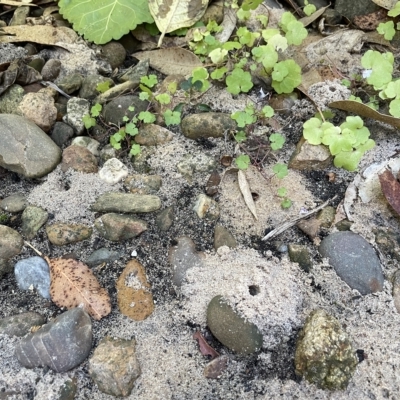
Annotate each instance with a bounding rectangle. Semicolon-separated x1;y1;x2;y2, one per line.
59;0;154;44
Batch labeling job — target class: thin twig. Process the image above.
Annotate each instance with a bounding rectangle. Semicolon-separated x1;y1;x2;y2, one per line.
261;195;338;241
24;241;43;257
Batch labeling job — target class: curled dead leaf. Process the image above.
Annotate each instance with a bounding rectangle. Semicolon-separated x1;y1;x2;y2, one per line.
238;170;258;220
193;331;219;359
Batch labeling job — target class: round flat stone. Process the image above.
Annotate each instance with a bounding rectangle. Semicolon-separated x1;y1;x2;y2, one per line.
319;231;384;295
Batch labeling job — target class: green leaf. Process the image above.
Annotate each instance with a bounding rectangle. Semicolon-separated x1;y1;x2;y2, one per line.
110;136;121;150
252;45;278;70
234;131;247;143
155;93;171;104
128;105;135;112
237;26;260;47
192;67;210;92
58;0;153;44
277;187;287;197
209;48;228;64
303;117;323;144
226;68;253;95
388;1;400;16
82;114;96;129
269;133;285;150
279;12;296;31
262;105;274;118
90;103;102;117
96;81;111;93
273;163;288;179
333;150;363;171
361;50;393;90
122;116;130;122
271;60;302;94
389;98;400;117
281;198;292;209
164;109;181;125
129;144;141;156
138;111;156;123
377;21;395;41
383;80;400;99
231;107;256;128
256;15;268;27
285;20;308;45
211;66;228;80
139;92;150;101
140;75;158;88
341;79;351;88
125;122;138;136
304;3;316;16
235;154;251;170
241;0;263;11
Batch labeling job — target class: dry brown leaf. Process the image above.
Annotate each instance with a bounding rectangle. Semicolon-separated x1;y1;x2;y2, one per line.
133;47;202;76
353;9;388;31
0;25;77;48
193;331;219;359
329;100;400;129
379;169;400;216
148;0;208;47
299;5;330;27
238;170;258;220
45;256;111;320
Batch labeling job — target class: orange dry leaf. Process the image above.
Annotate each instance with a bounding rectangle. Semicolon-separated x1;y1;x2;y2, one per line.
193;331;219;359
45;256;111;320
379;168;400;216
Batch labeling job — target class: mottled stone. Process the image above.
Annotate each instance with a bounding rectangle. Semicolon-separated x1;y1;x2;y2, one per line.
181;113;236;140
41;59;62;81
155;206;174;232
0;114;61;178
207;295;263;355
21;206;48;240
0;84;24;114
102;95;148;126
288;244;313;272
95;213;147;241
295;309;358;390
289;137;332;170
71;136;100;156
61;145;98;173
86;248;120;267
79;75;114;100
316;206;335;228
101;41;126;69
297;218;321;240
18;91;57;133
15;308;92;372
64;97;90;135
135;124;174;145
58;73;83;94
116;259;154;320
177;153;217;180
89;337;140;397
46;223;92;246
214;225;237;250
193;194;220;220
319;231;384;295
392;269;400;313
0;312;46;337
0;193;27;213
124;174;162;194
91;192;161;213
99;158;128;184
168;236;203;286
0;225;24;259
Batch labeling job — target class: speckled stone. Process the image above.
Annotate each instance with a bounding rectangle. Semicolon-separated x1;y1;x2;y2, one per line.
46;223;92;246
295;309;358;390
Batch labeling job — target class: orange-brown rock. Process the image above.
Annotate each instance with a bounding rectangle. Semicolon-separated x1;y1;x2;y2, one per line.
116;260;154;321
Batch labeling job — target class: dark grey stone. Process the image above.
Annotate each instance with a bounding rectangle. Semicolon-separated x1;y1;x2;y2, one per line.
86;248;120;267
15;308;92;372
207;295;263;355
102;95;148;126
319;231;384;295
155;206;175;232
50;121;74;147
14;256;51;299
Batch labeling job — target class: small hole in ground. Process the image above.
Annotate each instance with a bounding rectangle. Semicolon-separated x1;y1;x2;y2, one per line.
249;285;260;296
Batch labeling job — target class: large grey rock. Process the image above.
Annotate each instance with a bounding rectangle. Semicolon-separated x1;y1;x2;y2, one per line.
207;295;263;355
319;231;384;295
15;308;92;372
295;309;358;390
0;114;61;178
91;192;161;213
89;337;140;397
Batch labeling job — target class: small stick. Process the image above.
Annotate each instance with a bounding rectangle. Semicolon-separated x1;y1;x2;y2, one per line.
261;195;337;241
24;241;43;257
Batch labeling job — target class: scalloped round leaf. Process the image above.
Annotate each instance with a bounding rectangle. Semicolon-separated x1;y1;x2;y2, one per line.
58;0;153;44
46;256;111;320
149;0;208;46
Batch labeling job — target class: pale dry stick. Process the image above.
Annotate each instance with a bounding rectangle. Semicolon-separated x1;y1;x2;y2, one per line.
24;240;44;257
261;195;338;241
